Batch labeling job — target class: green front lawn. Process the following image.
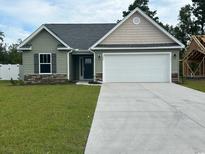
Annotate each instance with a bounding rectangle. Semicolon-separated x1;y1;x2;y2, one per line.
0;81;100;153
181;79;205;92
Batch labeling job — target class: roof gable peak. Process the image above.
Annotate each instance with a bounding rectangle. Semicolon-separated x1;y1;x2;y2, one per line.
90;7;184;49
17;25;72;50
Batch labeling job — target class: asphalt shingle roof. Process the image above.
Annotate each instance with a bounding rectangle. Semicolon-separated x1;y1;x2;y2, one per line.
45;24;116;50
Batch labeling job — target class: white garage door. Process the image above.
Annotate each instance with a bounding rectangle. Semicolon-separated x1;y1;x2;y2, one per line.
103;52;171;83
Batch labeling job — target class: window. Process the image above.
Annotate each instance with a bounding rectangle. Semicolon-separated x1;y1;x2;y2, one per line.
85;58;92;64
39;53;52;74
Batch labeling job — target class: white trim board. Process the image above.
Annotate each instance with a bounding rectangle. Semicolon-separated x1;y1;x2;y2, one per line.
67;50;73;80
17;25;72;50
17;47;32;51
90;7;184;50
93;46;182;50
57;47;71;50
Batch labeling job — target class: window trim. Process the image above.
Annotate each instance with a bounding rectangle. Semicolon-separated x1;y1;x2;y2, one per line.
39;53;52;75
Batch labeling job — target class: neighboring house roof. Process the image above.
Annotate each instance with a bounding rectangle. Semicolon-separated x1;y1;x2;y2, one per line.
44;24;116;50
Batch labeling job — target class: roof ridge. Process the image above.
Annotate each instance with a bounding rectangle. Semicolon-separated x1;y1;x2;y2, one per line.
44;23;116;25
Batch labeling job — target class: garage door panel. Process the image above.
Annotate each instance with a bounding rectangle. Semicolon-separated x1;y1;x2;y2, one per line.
103;53;171;83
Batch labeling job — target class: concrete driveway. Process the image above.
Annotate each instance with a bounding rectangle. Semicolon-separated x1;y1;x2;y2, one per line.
85;83;205;154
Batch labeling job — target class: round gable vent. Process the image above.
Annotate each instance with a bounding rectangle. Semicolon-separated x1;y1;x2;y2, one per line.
133;17;141;25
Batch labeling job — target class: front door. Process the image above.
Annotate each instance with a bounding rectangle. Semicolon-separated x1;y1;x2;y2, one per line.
79;57;93;80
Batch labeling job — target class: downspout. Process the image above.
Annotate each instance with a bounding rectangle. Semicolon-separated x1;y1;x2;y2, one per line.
67;49;73;80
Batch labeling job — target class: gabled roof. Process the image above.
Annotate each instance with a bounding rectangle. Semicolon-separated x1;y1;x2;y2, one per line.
90;7;185;49
17;25;72;50
18;24;116;50
45;24;116;50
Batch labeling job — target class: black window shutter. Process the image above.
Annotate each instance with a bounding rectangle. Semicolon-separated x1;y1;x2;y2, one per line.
34;54;39;73
52;53;57;73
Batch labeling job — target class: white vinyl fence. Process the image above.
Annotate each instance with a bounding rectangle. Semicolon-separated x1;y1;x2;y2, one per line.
0;64;22;80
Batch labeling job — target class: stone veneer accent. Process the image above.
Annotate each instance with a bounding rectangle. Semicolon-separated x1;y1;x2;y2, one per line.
172;73;179;83
96;73;103;81
24;74;68;84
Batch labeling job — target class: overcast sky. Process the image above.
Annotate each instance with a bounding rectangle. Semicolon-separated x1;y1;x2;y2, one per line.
0;0;192;45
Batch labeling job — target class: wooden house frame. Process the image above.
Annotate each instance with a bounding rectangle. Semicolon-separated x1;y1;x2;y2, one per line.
183;35;205;78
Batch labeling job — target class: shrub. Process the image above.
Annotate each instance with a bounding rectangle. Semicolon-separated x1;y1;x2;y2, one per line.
10;78;17;85
19;80;25;86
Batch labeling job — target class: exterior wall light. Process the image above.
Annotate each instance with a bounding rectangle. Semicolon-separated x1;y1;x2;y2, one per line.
98;54;101;60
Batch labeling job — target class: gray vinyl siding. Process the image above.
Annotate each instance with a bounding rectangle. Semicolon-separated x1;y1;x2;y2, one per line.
52;53;57;73
172;50;179;73
94;49;180;75
69;53;73;80
57;51;67;74
100;12;174;45
22;30;68;75
22;52;33;74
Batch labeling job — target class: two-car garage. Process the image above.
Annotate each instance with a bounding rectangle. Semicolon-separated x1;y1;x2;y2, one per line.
103;52;171;83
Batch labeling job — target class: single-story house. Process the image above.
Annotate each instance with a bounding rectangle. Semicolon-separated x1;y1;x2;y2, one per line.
18;7;184;83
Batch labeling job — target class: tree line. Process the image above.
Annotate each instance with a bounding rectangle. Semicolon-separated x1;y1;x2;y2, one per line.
0;33;22;64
